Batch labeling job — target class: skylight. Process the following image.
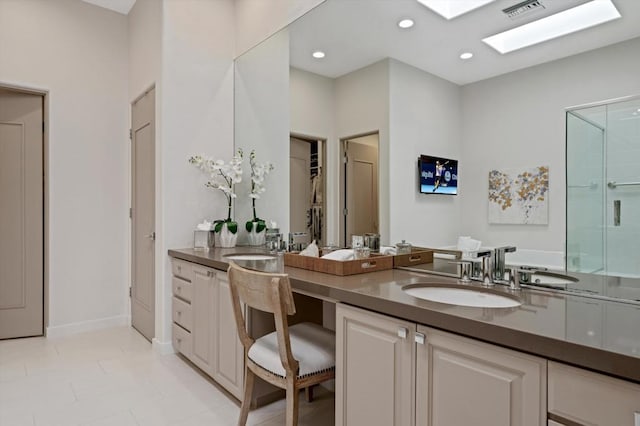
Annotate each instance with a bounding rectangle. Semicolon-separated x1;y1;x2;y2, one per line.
416;0;496;20
483;0;621;54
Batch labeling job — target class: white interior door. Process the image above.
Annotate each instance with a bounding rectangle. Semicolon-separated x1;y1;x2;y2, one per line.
0;88;44;339
131;88;155;341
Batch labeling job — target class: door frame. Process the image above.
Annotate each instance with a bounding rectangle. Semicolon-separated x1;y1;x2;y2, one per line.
339;131;379;247
0;82;49;335
130;84;156;340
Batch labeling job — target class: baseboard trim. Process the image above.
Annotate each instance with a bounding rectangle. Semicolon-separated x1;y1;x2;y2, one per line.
152;338;176;355
46;315;128;338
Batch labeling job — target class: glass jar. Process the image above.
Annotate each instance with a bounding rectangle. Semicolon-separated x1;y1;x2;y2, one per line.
396;240;412;255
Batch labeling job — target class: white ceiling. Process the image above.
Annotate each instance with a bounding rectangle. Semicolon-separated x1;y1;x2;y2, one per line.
82;0;136;15
288;0;640;85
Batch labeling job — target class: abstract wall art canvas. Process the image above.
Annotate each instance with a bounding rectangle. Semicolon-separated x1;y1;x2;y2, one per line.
488;166;549;225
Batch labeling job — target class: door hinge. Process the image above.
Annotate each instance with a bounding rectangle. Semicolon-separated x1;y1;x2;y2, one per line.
343;208;348;216
343;155;348;164
42;122;45;133
129;128;132;139
129;207;132;219
129;286;132;297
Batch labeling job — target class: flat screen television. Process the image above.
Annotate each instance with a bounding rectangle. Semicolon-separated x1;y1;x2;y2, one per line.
418;155;458;195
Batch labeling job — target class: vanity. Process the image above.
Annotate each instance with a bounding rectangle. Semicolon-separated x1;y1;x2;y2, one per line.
168;247;640;426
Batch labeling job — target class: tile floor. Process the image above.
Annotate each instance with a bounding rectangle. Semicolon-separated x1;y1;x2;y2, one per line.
0;326;335;426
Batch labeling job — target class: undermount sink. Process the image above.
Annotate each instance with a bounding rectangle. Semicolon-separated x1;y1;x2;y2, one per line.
223;253;277;261
526;271;579;286
403;284;522;308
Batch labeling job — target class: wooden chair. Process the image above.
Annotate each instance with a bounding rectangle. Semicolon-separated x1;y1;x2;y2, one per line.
227;262;336;426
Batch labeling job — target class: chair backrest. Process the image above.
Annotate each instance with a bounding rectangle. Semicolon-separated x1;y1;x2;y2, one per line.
227;262;300;375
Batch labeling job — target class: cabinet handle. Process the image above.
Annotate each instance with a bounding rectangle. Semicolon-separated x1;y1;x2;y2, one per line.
176;286;182;292
414;332;426;345
206;270;213;277
397;327;408;339
176;337;182;343
177;311;182;316
177;265;182;271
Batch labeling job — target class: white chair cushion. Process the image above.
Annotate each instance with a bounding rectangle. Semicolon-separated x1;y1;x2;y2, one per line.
248;322;335;378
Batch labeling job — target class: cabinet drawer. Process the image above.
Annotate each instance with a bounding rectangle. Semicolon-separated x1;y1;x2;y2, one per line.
172;259;193;282
548;361;640;425
172;323;192;358
172;276;193;302
172;296;193;331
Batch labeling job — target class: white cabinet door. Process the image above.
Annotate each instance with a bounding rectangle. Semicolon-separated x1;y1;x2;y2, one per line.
191;265;216;375
336;303;415;426
548;361;640;426
212;271;244;400
416;325;547;426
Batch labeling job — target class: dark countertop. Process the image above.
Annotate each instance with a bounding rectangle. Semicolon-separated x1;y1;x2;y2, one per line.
169;248;640;383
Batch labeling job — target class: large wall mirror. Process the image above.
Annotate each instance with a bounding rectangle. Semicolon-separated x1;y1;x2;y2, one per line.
234;0;640;274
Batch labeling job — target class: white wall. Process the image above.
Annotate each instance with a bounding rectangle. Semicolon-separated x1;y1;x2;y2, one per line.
128;0;161;100
290;67;336;241
335;60;390;245
0;0;129;332
157;0;236;344
235;30;291;240
388;59;462;248
234;0;325;57
460;38;640;261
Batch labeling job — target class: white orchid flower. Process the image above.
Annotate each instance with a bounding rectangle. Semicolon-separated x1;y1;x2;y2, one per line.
189;149;244;222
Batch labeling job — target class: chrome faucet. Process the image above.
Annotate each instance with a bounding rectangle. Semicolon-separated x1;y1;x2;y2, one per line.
465;246;517;287
493;246;516;283
469;250;494;286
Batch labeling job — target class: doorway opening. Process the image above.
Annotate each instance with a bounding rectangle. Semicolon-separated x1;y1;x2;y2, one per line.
289;134;326;246
340;132;379;247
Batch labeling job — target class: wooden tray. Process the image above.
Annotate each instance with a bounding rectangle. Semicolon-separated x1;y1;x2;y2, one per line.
284;252;394;276
393;248;434;268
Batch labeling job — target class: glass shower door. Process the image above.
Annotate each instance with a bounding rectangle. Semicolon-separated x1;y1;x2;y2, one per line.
566;111;605;273
604;99;640;277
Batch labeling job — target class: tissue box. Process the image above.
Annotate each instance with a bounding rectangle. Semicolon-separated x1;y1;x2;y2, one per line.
193;230;215;251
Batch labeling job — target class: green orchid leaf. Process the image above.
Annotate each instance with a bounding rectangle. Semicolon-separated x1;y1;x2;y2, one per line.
245;221;254;232
227;222;238;234
214;221;223;233
256;220;266;233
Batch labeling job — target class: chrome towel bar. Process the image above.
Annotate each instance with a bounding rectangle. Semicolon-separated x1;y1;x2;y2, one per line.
607;181;640;189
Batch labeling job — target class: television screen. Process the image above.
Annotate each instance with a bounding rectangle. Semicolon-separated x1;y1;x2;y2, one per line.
418;155;458;195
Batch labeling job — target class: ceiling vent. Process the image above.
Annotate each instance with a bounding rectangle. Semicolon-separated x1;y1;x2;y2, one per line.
503;0;545;19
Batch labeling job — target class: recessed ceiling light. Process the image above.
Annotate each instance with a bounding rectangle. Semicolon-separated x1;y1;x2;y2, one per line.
460;52;473;60
398;19;415;29
483;0;621;54
416;0;496;20
312;51;325;59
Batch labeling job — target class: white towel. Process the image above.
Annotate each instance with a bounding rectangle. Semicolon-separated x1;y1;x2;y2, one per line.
321;249;354;261
379;246;397;255
457;236;481;252
196;220;215;231
300;240;320;257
